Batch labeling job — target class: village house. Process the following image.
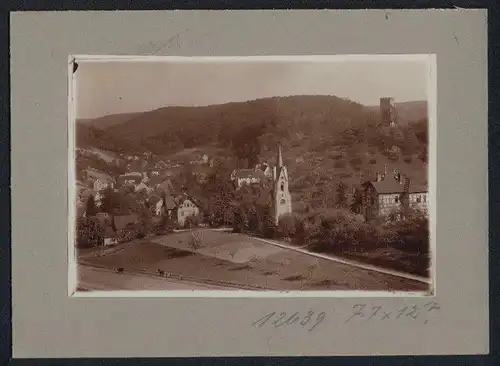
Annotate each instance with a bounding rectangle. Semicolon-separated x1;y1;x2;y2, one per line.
93;178;113;192
148;195;164;216
361;168;428;221
103;227;118;246
231;169;267;188
134;181;151;193
176;195;200;227
408;187;428;212
117;173;143;188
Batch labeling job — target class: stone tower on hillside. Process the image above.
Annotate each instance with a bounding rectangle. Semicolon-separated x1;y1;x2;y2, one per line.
380;97;397;128
272;144;292;224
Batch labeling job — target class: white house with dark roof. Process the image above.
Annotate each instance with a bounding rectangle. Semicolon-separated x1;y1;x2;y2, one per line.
231;169;267;188
176;194;200;227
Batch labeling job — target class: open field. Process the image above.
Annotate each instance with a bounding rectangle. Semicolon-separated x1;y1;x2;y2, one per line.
77;229;430;292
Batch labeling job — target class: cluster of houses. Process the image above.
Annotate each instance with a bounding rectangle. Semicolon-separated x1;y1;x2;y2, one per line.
76;152;213;247
77;169;203;247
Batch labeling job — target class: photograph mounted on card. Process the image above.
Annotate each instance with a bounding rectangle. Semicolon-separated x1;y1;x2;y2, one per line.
11;10;488;358
68;54;436;297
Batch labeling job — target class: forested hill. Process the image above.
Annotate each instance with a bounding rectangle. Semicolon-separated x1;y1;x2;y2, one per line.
78;95;427;157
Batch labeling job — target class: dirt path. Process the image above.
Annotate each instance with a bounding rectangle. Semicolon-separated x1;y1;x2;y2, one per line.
77;265;239;292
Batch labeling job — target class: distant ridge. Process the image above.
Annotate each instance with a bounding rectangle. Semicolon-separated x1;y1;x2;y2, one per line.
77;112;141;129
76;95;428;156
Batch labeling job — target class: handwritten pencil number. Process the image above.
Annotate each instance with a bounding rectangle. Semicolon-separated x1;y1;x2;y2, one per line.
252;310;326;332
309;312;326;332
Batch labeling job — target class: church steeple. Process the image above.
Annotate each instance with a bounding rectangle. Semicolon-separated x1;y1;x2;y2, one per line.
272;143;292;224
277;143;283;167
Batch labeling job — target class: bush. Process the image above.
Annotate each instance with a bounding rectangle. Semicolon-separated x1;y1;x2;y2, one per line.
289;208;374;252
185;213;203;228
369;158;377;165
188;229;204;251
117;228;138;243
379;209;429;254
76;217;104;248
277;214;298;239
403;155;413;164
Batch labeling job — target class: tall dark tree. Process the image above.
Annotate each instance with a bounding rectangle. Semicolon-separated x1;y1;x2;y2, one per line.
349;187;363;214
85;194;98;216
231;123;265;168
76;217;104;248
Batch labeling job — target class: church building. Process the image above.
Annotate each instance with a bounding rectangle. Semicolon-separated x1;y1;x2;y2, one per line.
272;144;293;224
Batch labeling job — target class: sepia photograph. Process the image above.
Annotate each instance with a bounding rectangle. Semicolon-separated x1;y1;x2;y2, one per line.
70;55;434;295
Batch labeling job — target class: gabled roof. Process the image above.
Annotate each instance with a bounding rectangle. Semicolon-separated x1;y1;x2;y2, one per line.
366;178;428;194
233;169;266;180
117;174;142;186
369;180;405;194
135;181;149;189
149;195;163;206
408;183;428;193
176;193;201;209
157;179;175;191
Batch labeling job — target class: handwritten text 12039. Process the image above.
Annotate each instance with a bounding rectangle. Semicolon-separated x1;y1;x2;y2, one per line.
251;302;440;332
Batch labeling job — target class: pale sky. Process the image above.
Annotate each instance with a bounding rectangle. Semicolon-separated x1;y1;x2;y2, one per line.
75;57;430;119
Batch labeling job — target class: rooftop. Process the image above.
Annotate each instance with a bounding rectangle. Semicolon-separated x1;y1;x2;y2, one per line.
233;169;267;180
368;178;428;194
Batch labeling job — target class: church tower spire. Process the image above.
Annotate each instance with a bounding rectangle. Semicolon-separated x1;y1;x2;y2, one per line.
277;143;283;167
272;143;292;225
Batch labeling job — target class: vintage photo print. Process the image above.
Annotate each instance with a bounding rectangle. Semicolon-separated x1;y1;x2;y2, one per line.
69;55;435;296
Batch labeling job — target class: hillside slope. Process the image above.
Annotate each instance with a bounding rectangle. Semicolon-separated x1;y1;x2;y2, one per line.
76;95;429;208
102;95;373;154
